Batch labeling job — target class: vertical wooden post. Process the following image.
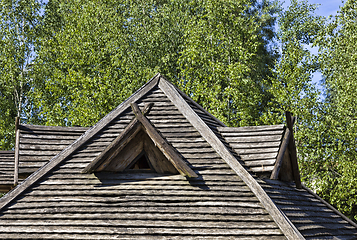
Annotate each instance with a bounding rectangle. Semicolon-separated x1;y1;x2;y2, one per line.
286;112;302;189
14;117;20;186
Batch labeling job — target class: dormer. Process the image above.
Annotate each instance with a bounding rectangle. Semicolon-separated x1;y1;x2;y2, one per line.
82;102;197;178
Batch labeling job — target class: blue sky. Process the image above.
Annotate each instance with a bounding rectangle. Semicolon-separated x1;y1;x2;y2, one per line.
282;0;343;16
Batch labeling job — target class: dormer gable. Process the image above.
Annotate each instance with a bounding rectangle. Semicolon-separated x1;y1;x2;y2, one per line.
82;102;197;178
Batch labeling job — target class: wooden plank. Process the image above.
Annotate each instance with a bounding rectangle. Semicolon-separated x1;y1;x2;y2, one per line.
19;124;89;132
271;128;290;179
250;166;275;173
0;73;161;211
231;147;279;155
14;117;20;186
19;138;76;145
223;135;283;143
240;152;278;160
131;102;198;178
229;142;281;149
244;159;276;167
0;233;285;240
19;134;79;140
286;112;302;189
218;125;285;133
0;219;278;229
0;226;284;236
220;130;284;137
143;135;178;174
158;77;304;240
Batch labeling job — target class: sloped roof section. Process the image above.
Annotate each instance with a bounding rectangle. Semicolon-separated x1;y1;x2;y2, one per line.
260;179;357;240
18;124;89;176
219;125;285;175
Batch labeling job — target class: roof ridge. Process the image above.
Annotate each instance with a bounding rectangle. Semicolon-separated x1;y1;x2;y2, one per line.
158;75;305;240
0;73;161;210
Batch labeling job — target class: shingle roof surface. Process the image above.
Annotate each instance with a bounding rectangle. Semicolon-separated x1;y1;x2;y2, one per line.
0;85;285;239
0;74;356;239
0;151;14;189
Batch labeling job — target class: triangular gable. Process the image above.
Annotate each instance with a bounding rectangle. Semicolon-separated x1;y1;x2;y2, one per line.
82;102;197;178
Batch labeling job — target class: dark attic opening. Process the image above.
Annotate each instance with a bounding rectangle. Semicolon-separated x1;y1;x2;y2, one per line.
127;152;153;172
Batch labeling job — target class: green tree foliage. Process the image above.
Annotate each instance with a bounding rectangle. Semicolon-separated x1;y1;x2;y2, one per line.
32;0;278;127
33;0;186;126
315;0;357;222
270;0;357;222
177;0;278;126
0;0;42;150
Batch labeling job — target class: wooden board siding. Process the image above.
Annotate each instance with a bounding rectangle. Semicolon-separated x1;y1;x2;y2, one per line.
260;179;357;240
18;125;89;176
218;125;285;175
0;87;286;239
0;151;14;190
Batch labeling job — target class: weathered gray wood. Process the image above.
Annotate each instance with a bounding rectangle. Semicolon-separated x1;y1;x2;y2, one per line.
271;128;291;180
240;152;278;160
19;124;89;132
250;166;275;173
229;142;281;149
244;159;276;167
218;125;285;132
82;103;153;173
14;117;20;186
0;226;284;236
159;77;305;240
302;184;357;229
219;130;284;137
278;148;294;182
131;102;198;178
19;134;80;140
0;73;161;211
143;135;178;174
231;147;279;155
223;135;283;142
0;219;278;229
286;112;302;188
107;140;145;172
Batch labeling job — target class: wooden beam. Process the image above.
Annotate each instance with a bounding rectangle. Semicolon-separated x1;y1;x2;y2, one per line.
270;127;291;180
131;102;198;178
14;117;20;186
159;78;304;240
286;112;302;189
82;103;154;173
0;74;161;211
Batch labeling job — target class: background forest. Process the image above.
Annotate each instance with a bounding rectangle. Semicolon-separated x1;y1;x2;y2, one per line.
0;0;356;222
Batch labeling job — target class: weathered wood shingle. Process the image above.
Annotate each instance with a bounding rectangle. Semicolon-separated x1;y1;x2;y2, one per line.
18;124;89;176
260;179;357;240
0;151;14;191
219;125;285;175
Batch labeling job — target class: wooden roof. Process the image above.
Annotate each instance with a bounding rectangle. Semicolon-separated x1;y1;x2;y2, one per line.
0;151;14;191
18;124;89;176
0;73;356;239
